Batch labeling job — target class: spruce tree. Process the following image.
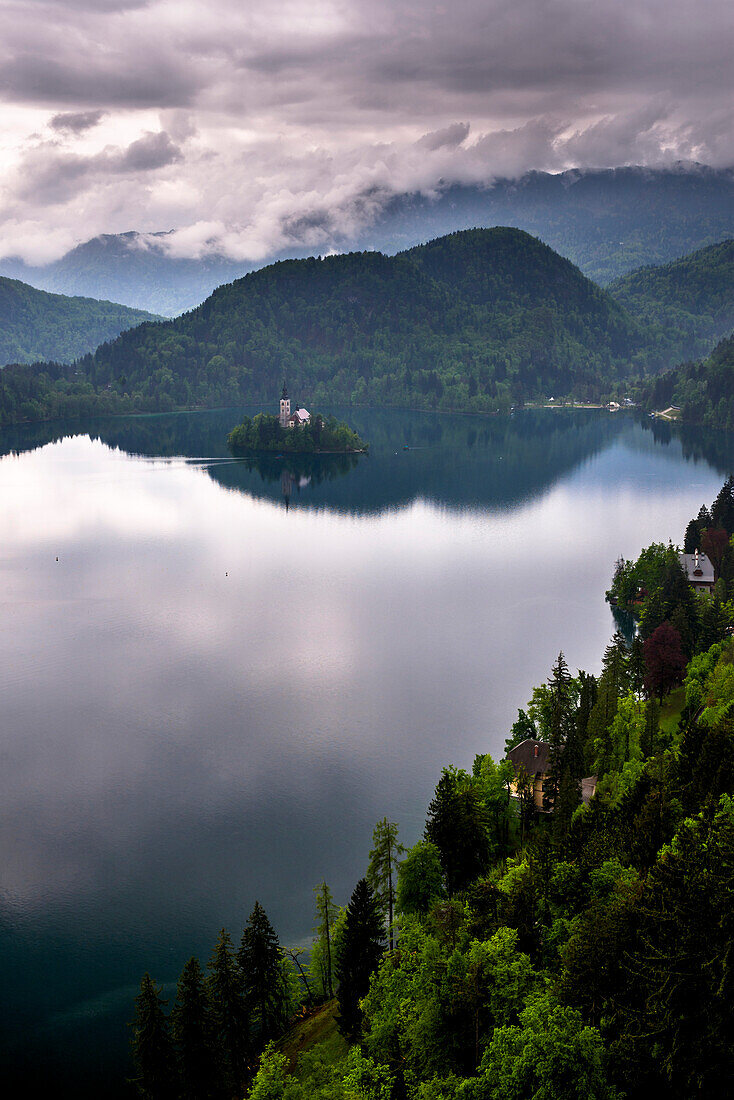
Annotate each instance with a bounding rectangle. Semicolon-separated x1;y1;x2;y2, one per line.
367;818;405;951
544;652;574;812
238;901;288;1045
171;957;221;1100
206;929;250;1092
130;973;179;1100
335;878;384;1038
313;881;339;999
425;770;489;895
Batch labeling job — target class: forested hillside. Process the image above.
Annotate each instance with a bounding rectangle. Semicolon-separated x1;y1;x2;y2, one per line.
75;229;661;417
641;335;734;429
0;276;158;365
131;478;734;1100
609;240;734;363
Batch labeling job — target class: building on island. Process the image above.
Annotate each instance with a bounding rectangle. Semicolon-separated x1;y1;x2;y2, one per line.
279;383;311;429
506;737;597;812
679;549;715;593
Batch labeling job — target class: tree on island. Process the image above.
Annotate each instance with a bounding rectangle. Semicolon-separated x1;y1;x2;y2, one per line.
227;413;366;455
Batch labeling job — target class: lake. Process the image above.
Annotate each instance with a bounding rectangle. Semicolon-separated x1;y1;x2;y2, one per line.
1;406;732;1094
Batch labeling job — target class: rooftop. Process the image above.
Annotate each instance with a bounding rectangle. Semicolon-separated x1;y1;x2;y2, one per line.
506;738;550;775
679;550;715;585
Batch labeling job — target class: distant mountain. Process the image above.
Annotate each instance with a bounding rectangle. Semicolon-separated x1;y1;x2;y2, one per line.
1;165;731;316
74;227;655;419
608;240;734;363
0;277;159;366
641;335;734;429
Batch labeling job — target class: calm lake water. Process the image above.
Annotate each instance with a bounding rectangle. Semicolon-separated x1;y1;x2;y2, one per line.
1;406;733;1094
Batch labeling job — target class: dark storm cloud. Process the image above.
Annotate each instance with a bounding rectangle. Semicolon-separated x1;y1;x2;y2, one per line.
0;0;731;262
49;109;107;133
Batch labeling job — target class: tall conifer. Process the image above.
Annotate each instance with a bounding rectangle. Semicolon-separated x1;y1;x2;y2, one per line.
335;878;384;1038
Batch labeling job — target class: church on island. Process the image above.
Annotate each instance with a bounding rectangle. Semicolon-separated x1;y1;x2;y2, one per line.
279;384;311;429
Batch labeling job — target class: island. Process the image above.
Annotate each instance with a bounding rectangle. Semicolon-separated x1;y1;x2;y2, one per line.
227;386;368;455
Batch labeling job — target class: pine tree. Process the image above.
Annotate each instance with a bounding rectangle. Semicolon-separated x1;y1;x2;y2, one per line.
425;770;489;895
171;957;221;1100
335;878;384;1038
313;881;339;999
711;474;734;534
130;973;179;1100
366;818;405;951
629;634;645;696
238;902;288;1045
544;652;575;812
206;929;250;1092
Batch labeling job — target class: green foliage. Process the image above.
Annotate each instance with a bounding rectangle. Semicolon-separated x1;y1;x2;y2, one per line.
366;819;405;952
397;841;446;916
608;239;734;365
228;413;367;454
641;334;734;429
1;227;678;426
471;991;618;1100
206;928;250;1091
425;770;490;896
0;275;158;367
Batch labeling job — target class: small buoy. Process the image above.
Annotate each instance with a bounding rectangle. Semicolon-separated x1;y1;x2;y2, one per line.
55;557;58;562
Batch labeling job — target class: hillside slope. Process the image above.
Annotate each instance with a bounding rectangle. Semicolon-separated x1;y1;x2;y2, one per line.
0;277;159;365
641;335;734;429
80;228;650;415
608;240;734;363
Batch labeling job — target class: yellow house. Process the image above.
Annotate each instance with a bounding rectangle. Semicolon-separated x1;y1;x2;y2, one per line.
506;738;550;811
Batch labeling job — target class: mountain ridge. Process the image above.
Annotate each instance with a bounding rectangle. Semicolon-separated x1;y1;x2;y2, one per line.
1;164;731;316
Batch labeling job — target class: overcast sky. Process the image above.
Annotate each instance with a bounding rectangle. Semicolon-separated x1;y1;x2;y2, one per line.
0;0;731;263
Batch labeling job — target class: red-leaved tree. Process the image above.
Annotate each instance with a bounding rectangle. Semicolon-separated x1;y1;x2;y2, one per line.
644;621;687;704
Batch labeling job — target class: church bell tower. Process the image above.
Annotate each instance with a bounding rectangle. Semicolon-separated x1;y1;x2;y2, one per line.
279;382;291;428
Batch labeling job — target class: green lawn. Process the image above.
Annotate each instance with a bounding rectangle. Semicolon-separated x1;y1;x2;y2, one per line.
660;685;686;737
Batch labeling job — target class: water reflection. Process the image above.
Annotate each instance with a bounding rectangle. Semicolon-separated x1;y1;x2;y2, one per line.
0;407;732;1097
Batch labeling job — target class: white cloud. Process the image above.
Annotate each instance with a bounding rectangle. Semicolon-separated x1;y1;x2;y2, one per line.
0;0;730;262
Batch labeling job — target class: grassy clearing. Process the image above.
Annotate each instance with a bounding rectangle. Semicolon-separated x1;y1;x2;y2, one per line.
660;685;686;737
277;999;348;1076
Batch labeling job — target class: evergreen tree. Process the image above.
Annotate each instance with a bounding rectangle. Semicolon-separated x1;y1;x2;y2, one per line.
206;929;250;1092
238;902;289;1044
629;634;646;696
312;881;339;1000
641;698;660;759
425;770;489;895
711;474;734;533
698;593;732;652
367;818;405;952
335;878;384;1038
130;973;179;1100
171;957;221;1100
544;652;575;812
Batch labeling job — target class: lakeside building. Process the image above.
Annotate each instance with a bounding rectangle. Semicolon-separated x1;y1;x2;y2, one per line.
279;383;311;429
679;549;715;592
506;737;597;812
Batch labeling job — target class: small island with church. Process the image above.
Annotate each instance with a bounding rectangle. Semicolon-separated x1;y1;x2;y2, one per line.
227;385;368;455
